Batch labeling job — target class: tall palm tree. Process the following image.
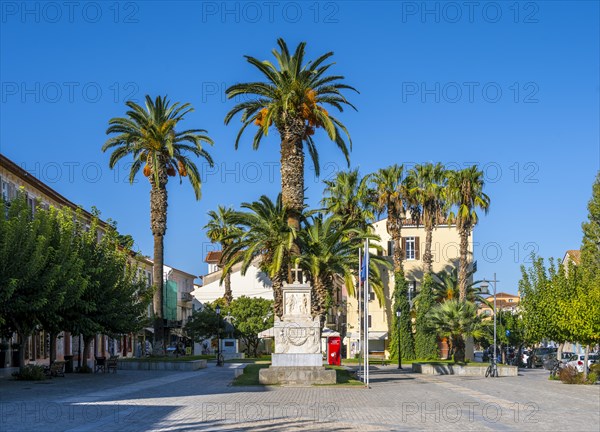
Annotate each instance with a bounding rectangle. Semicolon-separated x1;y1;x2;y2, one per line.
427;299;485;362
321;169;375;232
102;95;214;352
432;267;489;304
221;195;295;317
296;214;387;322
371;165;407;274
225;38;357;234
205;206;242;305
446;167;490;301
407;163;447;274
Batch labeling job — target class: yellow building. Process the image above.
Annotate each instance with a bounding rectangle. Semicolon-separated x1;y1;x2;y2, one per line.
478;292;521;317
345;217;473;359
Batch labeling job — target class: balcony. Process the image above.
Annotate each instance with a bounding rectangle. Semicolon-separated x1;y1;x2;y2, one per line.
181;292;193;303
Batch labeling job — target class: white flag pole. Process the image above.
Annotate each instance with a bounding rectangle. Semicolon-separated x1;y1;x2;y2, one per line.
357;247;362;381
364;238;370;387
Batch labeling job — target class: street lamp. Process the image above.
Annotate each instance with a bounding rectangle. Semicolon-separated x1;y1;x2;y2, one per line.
480;276;498;367
215;305;223;367
396;307;402;370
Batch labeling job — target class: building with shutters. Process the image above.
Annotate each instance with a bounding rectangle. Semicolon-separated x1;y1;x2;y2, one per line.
345;217;473;359
0;153;197;369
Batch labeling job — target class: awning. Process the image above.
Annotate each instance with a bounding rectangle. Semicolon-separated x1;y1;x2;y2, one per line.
347;331;388;341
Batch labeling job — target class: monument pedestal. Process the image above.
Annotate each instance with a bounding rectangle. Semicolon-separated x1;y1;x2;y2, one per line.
258;280;336;385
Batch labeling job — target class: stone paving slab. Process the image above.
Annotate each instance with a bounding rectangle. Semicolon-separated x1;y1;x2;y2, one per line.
1;364;598;431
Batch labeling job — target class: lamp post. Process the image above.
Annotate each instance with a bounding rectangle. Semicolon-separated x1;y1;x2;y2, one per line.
215;305;223;367
396;307;402;370
481;274;499;367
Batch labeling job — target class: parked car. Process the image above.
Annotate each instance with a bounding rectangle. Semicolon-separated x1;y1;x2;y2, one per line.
566;354;599;373
531;347;557;368
560;352;575;364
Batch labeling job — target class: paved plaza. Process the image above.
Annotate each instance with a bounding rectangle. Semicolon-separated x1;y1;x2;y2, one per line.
1;364;599;431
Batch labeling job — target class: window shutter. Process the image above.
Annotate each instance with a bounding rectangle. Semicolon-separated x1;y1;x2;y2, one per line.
401;238;406;258
387;240;393;256
368;315;372;328
415;236;420;260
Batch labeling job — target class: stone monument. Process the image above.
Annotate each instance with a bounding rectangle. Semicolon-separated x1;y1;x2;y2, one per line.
259;266;336;385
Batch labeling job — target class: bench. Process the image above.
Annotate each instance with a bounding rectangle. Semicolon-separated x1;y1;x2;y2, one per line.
94;356;107;373
107;355;118;373
44;361;65;378
369;352;389;366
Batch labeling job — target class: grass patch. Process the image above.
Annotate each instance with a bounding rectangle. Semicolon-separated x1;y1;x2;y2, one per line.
225;355;271;363
118;355;214;362
323;366;363;386
232;363;270;386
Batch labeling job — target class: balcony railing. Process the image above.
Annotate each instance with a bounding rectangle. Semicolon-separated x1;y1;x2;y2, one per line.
181;292;193;302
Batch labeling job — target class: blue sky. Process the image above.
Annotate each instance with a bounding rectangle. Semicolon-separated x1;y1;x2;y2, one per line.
1;1;598;294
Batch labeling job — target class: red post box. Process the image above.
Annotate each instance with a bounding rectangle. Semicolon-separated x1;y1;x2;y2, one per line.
327;336;341;366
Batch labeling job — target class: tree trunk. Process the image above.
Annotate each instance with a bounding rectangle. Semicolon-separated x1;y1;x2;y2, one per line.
458;227;470;302
279;115;306;232
387;208;404;274
223;272;233;305
424;224;434;274
81;335;94;372
271;271;285;318
49;332;56;363
583;345;590;381
150;173;168;356
313;278;328;321
453;334;465;363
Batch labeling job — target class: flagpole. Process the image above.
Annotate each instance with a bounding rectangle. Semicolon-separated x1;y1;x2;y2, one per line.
364;238;370;388
357;247;362;381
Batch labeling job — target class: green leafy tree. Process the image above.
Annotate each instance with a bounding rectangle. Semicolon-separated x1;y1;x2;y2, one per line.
185;305;225;343
414;274;439;359
519;256;574;346
37;207;86;363
0;192;55;369
225;38;357;233
222;195;295;317
446;167;490;301
229;296;274;357
427;300;485;362
558;173;600;379
64;217;150;369
103;95;214;353
205;206;242;305
389;278;415;361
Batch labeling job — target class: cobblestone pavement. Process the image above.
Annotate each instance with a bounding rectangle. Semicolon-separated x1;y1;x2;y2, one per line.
1;364;599;431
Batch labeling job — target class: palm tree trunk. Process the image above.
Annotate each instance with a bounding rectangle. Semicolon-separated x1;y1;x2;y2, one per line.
387;209;404;274
279;116;306;232
150;175;168;355
271;271;285;318
223;272;233;305
458;227;470;302
313;278;329;323
424;224;434;274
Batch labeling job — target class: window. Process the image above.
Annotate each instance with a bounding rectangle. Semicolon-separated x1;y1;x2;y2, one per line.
369;290;375;301
387;240;393;256
508;299;513;303
368;315;372;328
405;237;415;260
407;281;417;302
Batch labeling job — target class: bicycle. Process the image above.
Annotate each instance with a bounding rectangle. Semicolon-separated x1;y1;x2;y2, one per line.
485;359;498;378
549;359;562;378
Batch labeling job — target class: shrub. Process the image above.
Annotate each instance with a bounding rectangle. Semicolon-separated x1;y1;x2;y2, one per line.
559;365;580;384
12;365;46;381
586;372;598;384
589;363;600;374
